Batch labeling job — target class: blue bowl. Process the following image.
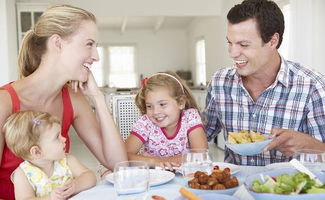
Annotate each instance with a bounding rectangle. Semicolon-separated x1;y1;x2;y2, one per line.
226;139;272;156
175;193;239;200
183;176;243;195
245;169;325;200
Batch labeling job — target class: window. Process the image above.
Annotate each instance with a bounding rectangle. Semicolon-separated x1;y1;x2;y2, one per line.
16;3;47;47
195;39;206;86
91;45;137;88
108;46;137;88
279;3;290;58
92;46;105;87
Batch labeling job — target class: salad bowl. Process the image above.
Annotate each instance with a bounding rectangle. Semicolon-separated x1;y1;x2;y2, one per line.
245;169;325;200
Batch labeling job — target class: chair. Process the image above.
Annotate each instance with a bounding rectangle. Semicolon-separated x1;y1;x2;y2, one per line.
108;93;141;141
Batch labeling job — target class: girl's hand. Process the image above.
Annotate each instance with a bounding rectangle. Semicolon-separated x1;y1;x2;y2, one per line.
158;162;181;172
71;71;101;97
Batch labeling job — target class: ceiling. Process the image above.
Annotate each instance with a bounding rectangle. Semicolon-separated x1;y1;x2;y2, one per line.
16;0;221;33
96;16;197;33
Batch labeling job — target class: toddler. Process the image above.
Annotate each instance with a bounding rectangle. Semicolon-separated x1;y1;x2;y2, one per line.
3;111;96;200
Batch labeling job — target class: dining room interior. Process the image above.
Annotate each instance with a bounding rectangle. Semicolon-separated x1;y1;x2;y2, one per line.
1;0;325;178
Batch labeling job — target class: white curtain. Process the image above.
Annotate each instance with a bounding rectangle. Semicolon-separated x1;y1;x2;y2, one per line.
286;0;325;74
108;46;137;88
91;47;105;87
195;39;206;86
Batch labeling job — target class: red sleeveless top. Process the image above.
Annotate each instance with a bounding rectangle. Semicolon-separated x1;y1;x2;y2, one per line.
0;83;74;200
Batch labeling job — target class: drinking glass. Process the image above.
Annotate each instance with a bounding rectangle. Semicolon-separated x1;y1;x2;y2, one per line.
182;149;213;178
114;161;150;196
294;149;325;173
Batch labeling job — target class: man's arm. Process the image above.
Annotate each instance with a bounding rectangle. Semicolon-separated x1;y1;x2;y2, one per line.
203;82;222;141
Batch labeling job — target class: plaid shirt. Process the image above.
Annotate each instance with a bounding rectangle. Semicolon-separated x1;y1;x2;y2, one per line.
204;57;325;166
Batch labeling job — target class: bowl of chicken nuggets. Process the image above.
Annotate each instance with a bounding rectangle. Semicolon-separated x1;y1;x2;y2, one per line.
185;166;240;195
225;130;273;156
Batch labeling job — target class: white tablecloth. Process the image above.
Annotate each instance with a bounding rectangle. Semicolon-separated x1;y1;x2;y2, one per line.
70;166;264;200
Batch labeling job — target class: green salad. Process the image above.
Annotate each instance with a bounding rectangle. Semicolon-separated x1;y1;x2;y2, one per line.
252;172;325;194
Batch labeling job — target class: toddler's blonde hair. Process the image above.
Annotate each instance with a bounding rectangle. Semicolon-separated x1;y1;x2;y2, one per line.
3;110;60;160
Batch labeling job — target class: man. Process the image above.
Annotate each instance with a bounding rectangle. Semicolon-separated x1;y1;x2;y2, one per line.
204;0;325;165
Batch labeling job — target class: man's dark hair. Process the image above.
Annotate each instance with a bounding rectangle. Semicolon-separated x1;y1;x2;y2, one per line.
227;0;284;49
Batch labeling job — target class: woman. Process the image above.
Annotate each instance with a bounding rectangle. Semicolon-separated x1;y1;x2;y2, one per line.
0;5;127;199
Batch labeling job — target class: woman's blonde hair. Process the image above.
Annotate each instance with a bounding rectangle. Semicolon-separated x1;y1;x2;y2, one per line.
135;71;199;114
3;111;60;160
18;5;96;78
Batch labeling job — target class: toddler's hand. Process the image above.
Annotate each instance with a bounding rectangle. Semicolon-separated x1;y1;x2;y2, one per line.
49;187;66;200
60;179;76;199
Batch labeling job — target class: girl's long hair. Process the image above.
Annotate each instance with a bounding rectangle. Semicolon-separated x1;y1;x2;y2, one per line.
135;71;199;115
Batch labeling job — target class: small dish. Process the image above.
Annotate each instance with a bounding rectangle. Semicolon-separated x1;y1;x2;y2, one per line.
226;139;272;156
184;184;240;195
183;176;243;195
175;193;240;200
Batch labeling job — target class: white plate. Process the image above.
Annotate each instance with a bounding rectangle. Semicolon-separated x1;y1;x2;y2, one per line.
265;162;294;170
105;169;175;186
212;162;240;175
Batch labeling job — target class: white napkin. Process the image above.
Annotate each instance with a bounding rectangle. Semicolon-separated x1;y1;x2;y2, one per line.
233;185;255;200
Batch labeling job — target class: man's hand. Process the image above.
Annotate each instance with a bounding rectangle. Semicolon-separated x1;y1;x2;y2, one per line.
264;129;320;156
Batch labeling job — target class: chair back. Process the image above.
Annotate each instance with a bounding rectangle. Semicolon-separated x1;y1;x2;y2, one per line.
109;93;141;140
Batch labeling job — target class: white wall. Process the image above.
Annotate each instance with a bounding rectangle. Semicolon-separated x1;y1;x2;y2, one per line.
276;0;325;74
187;0;241;85
312;0;325;74
99;29;189;81
0;0;9;85
188;17;229;85
0;0;17;85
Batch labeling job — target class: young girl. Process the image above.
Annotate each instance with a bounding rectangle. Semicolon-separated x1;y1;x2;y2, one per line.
125;71;208;168
3;111;96;200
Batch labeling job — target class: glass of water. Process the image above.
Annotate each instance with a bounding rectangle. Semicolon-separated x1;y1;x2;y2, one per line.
114;161;150;196
294;149;325;173
182;149;213;178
